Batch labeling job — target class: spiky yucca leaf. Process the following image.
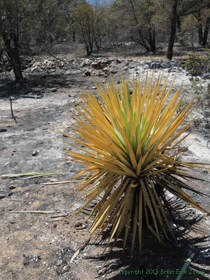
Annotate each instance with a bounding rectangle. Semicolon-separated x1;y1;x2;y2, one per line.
62;74;209;258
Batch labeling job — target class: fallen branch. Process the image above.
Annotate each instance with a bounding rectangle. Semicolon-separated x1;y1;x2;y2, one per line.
0;172;60;179
13;210;59;214
20;94;43;99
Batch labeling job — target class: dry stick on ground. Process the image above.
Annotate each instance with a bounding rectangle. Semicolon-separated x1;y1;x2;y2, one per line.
0;172;60;179
9;96;18;123
13;211;59;214
42;181;71;185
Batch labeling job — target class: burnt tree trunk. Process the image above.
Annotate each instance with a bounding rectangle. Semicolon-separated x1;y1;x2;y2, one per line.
129;0;151;52
3;33;23;82
73;30;76;42
197;10;203;45
197;4;210;46
85;41;93;56
198;25;203;45
149;26;156;53
202;16;210;46
167;0;178;60
177;17;184;45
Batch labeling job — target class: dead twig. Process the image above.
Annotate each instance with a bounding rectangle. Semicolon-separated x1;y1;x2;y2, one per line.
51;213;69;218
13;210;59;214
37;180;70;193
9;96;18;123
37;185;44;193
42;181;70;185
0;172;60;179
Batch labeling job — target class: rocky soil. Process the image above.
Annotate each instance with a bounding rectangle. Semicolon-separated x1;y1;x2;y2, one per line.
0;50;210;280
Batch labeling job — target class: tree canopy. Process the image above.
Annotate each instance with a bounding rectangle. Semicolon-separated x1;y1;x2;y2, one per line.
0;0;209;81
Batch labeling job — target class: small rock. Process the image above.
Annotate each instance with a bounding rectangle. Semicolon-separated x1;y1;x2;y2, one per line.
173;60;182;67
0;128;7;132
51;88;57;93
134;65;141;71
32;150;39;156
143;64;150;69
74;221;88;230
128;62;136;69
95;71;103;76
0;194;6;199
27;127;35;131
141;60;150;66
10;185;17;190
161;60;171;68
121;66;128;71
110;60;118;66
155;61;160;69
83;68;91;76
91;61;101;69
103;67;109;73
8;217;15;224
202;72;210;79
151;62;156;69
84;59;91;65
205;122;210;129
56;264;70;275
80;61;86;67
50;178;58;182
23;255;30;266
204;111;210;118
109;67;118;74
59;62;64;67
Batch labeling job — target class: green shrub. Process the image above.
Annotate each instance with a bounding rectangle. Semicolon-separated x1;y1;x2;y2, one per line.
183;49;210;76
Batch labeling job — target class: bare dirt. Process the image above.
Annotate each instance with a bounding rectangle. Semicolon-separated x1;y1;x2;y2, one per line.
0;48;210;280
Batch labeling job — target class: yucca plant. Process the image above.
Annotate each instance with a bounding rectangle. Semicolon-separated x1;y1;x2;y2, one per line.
62;73;209;260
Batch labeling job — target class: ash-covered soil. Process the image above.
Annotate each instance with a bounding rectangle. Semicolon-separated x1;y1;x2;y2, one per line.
0;50;210;280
